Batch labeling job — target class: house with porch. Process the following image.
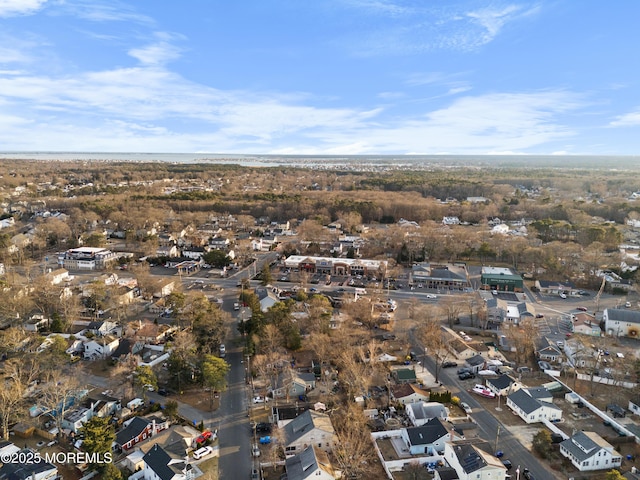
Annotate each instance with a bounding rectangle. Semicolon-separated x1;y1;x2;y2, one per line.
506;388;562;424
115;415;170;452
405;402;449;427
282;410;336;456
560;431;622;471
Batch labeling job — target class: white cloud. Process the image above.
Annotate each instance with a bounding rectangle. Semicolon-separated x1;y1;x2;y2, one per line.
57;0;154;24
0;0;47;17
128;41;182;66
610;111;640;127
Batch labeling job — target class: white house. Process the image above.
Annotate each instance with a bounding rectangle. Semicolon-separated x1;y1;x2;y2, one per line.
390;384;431;406
61;407;93;434
282;410;336;456
559;431;622;471
485;374;521;397
285;445;336;480
444;440;508;480
603;308;640;337
506;388;562;424
401;418;462;455
405;402;449;427
141;443;189;480
83;335;120;359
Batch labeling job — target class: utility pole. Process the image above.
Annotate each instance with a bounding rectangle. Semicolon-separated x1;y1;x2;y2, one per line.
494;425;501;453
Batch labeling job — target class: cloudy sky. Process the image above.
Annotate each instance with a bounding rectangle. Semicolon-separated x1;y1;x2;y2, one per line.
1;0;640;155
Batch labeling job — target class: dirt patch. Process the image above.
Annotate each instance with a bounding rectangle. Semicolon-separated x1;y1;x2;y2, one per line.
174;388;220;411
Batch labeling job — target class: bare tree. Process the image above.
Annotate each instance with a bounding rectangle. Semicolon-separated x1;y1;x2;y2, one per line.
438;296;464;329
415;312;449;383
331;404;378;478
39;370;81;436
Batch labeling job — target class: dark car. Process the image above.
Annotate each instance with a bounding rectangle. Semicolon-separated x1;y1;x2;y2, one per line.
458;371;475;380
255;422;272;433
157;388;168;396
551;433;564;443
523;468;535;480
442;361;458;368
457;367;471;375
501;459;512;470
251;468;259;479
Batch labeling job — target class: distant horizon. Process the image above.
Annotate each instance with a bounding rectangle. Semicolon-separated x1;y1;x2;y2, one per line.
2;151;639;170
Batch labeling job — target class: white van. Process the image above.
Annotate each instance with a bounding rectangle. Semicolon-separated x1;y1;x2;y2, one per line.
193;446;213;460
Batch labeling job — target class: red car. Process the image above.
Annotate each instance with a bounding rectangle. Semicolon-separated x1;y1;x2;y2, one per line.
196;430;213;444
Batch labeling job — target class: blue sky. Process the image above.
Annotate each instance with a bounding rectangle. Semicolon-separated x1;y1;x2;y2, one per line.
1;0;640;155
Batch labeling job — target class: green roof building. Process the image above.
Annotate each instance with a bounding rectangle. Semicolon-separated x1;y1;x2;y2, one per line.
480;267;523;292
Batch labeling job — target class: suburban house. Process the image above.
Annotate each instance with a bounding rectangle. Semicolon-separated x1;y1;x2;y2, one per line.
111;338;145;363
44;268;70;285
401;418;463;455
506;388;562;424
83;335;120;359
485;375;521;397
282;410;336;456
86;320;119;337
485;297;535;325
603;308;640;337
537;339;563;364
115;416;170;452
390;384;431;405
61;407;93;434
464;354;487;374
271;372;316;399
405;402;449;427
182;246;209;259
0;448;58;480
444;440;508;480
154;280;176;298
572;313;601;336
559;431;622;471
524;387;553;403
393;368;417;384
628;396;640;415
285;445;336;480
141;443;191;480
156;245;179;258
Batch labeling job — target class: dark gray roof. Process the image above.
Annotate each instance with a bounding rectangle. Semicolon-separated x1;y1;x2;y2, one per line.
606;308;640;324
0;449;56;480
525;387;552;400
142;443;186;480
435;467;460;480
507;389;560;415
406;418;449;446
559;431;601;462
486;374;514;390
116;416;151;445
466;355;485;367
283;410;329;446
451;443;487;473
285;446;321;480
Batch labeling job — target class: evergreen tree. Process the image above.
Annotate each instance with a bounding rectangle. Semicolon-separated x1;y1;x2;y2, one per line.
79;416;115;470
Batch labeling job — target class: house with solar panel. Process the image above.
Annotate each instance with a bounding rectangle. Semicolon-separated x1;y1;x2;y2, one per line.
559;431;622;471
444;440;508;480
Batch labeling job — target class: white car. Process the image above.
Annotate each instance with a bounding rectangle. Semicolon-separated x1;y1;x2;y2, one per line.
233;302;240;310
472;384;496;398
560;293;567;299
460;402;472;414
253;396;271;404
426;294;437;299
252;443;261;457
193;446;213;460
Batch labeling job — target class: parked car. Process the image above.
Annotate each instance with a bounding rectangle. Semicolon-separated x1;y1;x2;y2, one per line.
457;367;472;375
576;306;588;312
259;436;271;444
157;388;168;396
458;371;475;380
460;402;472;414
251;468;260;479
255;422;272;433
442;361;458;368
535;313;544;318
252;396;271;404
523;468;535;480
252;443;260;457
193;446;213;460
425;293;437;299
538;360;551;371
559;292;567;299
502;459;513;470
233;302;240;310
